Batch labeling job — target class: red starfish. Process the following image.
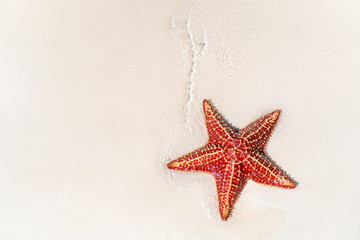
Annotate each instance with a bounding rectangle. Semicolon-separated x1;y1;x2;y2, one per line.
167;99;297;221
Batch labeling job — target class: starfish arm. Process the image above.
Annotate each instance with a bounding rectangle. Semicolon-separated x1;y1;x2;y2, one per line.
203;99;236;145
167;144;227;174
216;162;247;221
245;151;296;189
240;110;281;151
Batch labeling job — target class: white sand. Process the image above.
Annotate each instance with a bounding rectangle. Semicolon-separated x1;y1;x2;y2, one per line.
1;0;360;239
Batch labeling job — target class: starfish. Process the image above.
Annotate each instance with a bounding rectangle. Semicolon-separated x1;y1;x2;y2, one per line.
167;99;297;221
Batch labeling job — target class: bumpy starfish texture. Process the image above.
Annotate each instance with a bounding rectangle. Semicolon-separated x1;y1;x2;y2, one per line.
167;99;297;221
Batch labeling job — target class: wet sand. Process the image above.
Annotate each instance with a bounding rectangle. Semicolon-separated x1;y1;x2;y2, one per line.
0;0;359;239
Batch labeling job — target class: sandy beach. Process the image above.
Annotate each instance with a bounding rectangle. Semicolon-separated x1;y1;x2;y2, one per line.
1;0;359;239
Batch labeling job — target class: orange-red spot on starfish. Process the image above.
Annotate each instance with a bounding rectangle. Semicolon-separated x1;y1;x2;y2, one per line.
167;99;297;221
